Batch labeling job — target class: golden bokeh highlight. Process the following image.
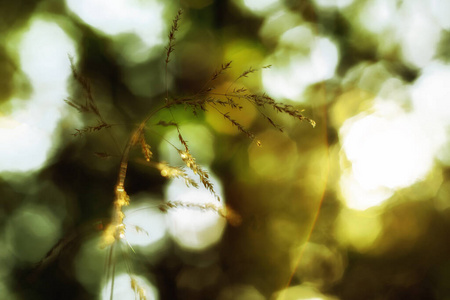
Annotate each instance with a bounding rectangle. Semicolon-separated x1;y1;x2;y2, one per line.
334;208;382;252
248;129;298;181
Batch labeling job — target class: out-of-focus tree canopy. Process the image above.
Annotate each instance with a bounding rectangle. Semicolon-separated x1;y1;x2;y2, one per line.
1;0;450;299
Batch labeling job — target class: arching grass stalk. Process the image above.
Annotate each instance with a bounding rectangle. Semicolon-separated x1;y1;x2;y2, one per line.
62;8;315;299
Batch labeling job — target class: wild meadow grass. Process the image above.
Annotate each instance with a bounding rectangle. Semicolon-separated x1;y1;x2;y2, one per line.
54;9;315;299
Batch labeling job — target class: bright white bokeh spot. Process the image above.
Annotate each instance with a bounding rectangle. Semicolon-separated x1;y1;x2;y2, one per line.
340;168;393;211
359;0;397;34
430;0;450;29
240;0;281;16
263;32;338;102
410;62;450;166
101;273;158;300
259;10;303;45
359;0;441;68
165;169;226;251
339;101;435;209
310;38;339;81
279;26;315;49
342;108;434;190
399;0;441;68
19;20;75;85
411;62;450;125
123;200;167;248
66;0;165;63
313;0;354;9
0;19;76;174
0;118;51;172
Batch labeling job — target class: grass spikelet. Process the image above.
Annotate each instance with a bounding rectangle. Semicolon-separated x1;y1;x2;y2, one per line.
72;121;111;137
94;152;113;159
211;61;232;81
220;110;255;140
100;224;119;249
165;9;183;102
177;132;189;152
177;149;220;201
139;134;152;162
66;56;117;144
64;98;90;113
131;277;147;300
197;60;232;95
40;10;321;300
165;9;183;64
232;87;247;94
157;162;199;188
67;55;103;119
258;111;284;132
159;201;241;226
131;225;149;236
237;66;256;80
245;93;316;127
156;120;178;127
177;150;196;172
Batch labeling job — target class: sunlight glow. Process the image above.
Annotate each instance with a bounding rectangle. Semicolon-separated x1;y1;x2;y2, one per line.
411;61;450;166
239;0;281;16
359;0;397;34
340;101;435;210
314;0;354;9
340;168;393;211
101;273;158;300
66;0;165;63
411;62;450;126
343;113;432;189
165;169;226;251
399;0;441;68
19;21;74;86
358;0;441;68
262;29;338;102
123;198;168;249
0;20;76;174
66;0;164;42
0;118;52;172
431;0;450;29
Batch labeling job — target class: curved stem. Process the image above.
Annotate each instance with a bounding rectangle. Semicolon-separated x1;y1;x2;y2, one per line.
114;102;171;191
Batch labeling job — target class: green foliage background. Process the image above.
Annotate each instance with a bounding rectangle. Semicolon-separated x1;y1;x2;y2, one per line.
1;1;450;300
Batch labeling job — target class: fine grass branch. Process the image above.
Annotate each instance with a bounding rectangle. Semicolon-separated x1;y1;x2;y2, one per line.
61;9;315;300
